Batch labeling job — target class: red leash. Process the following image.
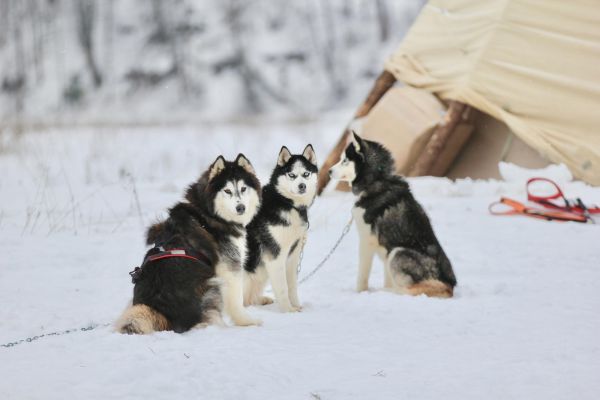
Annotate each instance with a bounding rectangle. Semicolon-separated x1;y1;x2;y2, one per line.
489;178;597;223
526;177;600;217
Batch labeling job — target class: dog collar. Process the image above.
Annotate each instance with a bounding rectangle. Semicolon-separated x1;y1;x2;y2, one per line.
292;204;308;216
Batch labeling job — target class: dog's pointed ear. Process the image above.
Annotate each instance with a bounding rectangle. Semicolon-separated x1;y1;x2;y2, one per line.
351;131;365;154
277;146;292;167
302;144;317;166
235;153;255;175
208;156;226;181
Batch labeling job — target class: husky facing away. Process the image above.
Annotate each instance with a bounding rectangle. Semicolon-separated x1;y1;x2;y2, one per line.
329;133;457;297
115;154;262;333
244;145;318;312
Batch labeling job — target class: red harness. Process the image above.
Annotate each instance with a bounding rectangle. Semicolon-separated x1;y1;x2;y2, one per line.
129;246;209;284
144;249;203;263
489;177;598;223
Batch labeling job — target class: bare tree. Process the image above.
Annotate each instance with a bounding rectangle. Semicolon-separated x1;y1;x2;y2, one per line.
51;0;68;108
26;0;39;83
0;0;10;46
220;0;295;113
375;0;390;42
3;0;27;132
150;0;190;97
102;0;114;87
223;0;261;112
151;0;169;43
319;0;346;102
75;0;102;87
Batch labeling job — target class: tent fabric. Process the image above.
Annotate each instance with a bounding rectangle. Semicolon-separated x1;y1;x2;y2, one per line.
361;86;446;174
384;0;600;185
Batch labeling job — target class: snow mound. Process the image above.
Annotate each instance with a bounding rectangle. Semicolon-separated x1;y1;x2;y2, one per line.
499;162;573;184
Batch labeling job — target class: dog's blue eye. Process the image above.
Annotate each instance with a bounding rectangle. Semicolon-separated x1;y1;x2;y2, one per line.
224;189;232;195
342;158;348;165
302;172;310;178
288;173;296;179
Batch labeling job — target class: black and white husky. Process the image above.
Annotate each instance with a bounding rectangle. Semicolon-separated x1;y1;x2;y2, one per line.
244;145;318;312
115;154;262;333
329;133;457;297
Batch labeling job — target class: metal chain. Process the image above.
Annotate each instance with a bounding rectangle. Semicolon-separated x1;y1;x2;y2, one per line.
3;218;354;348
1;323;111;349
298;216;354;285
296;221;309;275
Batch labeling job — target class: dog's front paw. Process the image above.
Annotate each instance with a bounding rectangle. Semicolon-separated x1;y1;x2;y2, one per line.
278;303;300;313
290;300;303;311
232;314;263;327
356;283;369;292
258;296;274;306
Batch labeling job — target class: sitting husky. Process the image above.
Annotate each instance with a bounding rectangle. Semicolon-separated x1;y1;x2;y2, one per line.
244;145;318;312
115;154;262;333
329;133;457;297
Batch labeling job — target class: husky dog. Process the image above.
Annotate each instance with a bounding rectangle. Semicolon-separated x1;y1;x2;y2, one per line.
244;145;318;312
329;133;457;297
115;154;262;334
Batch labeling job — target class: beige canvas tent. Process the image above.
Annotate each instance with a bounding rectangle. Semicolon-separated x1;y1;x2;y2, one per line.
318;0;600;193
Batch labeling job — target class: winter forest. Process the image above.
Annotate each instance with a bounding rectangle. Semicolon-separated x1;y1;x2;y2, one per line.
0;0;424;126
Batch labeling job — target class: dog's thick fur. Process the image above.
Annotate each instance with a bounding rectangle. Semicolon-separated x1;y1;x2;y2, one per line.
329;133;457;297
115;154;262;334
244;145;318;312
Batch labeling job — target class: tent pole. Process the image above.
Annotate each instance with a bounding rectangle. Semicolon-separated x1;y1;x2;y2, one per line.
317;70;396;194
408;101;469;177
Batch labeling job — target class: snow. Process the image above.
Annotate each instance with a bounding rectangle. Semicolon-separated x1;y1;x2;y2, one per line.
1;122;599;400
499;161;574;184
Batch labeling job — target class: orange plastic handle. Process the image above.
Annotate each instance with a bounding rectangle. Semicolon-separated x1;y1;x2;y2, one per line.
489;197;587;223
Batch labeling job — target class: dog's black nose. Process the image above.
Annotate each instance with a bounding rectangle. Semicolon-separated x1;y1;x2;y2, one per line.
236;204;245;214
298;183;306;193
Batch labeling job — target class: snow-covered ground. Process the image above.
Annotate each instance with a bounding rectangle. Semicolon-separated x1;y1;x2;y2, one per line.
1;121;599;399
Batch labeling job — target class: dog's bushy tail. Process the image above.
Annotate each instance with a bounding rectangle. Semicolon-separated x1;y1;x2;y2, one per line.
389;248;454;298
115;304;170;334
407;280;454;298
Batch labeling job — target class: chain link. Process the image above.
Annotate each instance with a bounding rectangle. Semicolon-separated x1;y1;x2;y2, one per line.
298;216;353;285
1;323;111;348
296;221;309;275
4;218;354;348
